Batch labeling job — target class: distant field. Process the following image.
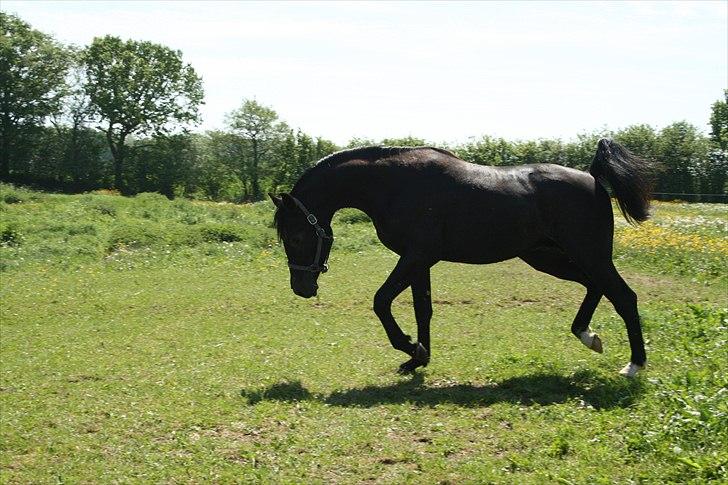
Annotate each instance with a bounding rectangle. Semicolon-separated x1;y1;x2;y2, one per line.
1;185;726;483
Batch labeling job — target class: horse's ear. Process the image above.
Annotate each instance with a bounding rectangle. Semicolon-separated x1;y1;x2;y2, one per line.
280;193;298;210
269;192;283;208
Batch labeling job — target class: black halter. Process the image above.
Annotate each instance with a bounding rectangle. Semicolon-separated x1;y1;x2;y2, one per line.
287;196;333;274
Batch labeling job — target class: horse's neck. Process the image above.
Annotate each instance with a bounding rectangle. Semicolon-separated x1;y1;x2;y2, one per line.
292;164;381;223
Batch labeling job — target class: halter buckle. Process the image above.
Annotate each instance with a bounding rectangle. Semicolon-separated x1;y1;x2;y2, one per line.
306;214;318;225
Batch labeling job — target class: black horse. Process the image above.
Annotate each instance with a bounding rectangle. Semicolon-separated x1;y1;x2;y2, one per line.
271;139;653;377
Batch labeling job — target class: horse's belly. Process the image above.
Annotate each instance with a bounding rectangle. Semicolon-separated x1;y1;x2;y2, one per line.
440;216;540;264
441;240;526;264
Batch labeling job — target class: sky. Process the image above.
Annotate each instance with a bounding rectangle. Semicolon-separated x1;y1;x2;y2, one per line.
3;1;726;145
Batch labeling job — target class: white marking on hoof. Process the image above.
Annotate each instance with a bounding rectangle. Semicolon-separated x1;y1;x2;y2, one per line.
579;330;603;354
619;362;645;378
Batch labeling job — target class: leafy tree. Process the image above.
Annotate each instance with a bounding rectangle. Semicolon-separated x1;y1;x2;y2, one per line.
188;133;238;200
268;131;337;192
226;99;286;200
82;36;203;192
205;130;249;199
704;91;728;195
454;135;516;166
614;125;657;162
654;122;709;194
346;137;376;148
561;131;611;169
709;90;728;150
0;13;70;178
315;137;338;160
380;136;427;147
130;133;195;198
270;128;297;192
49;50;108;189
294;130;316;180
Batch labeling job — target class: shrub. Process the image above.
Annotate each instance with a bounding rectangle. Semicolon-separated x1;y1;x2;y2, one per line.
337;209;371;224
107;222;163;251
3;193;23;204
196;222;246;243
134;192;169;203
0;223;22;246
91;201;117;216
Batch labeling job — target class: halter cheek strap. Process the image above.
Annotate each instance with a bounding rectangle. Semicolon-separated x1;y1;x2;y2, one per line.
287;196;333;274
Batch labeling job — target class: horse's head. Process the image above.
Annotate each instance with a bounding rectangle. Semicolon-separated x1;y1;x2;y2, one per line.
270;193;333;298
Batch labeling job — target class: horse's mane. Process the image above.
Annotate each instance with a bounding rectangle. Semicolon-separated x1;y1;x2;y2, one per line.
315;145;455;169
294;146;455;189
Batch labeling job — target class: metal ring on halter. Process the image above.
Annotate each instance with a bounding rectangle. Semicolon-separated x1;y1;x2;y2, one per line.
287;196;333;274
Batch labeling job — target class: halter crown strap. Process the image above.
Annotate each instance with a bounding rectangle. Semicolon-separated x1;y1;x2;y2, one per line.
287;196;332;274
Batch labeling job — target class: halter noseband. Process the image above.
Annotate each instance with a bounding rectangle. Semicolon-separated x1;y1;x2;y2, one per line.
286;196;333;274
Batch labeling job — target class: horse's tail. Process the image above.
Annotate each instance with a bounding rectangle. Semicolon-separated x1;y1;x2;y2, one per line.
589;138;654;225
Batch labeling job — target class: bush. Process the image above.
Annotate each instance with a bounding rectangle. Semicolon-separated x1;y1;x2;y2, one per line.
134;192;169;203
90;200;117;217
3;193;23;204
0;223;22;246
107;222;163;251
337;209;371;224
0;184;37;204
196;222;246;243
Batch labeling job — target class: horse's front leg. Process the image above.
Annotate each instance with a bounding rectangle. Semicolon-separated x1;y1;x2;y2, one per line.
372;256;428;372
398;268;432;374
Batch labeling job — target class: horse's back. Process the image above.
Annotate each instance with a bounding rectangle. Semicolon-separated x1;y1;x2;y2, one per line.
370;150;613;262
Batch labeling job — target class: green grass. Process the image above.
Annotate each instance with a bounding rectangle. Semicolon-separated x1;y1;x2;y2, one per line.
1;184;726;483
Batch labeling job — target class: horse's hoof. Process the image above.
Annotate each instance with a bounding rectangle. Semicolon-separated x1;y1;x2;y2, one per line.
413;342;430;365
579;330;603;354
397;360;418;374
590;334;603;353
619;362;645;378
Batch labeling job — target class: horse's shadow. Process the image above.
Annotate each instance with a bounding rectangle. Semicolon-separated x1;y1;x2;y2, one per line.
240;370;644;410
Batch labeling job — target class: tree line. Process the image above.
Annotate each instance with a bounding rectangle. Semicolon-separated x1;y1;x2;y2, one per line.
2;12;726;202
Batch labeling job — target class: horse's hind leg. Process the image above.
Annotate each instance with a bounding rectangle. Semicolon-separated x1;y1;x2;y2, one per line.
519;247;604;353
588;263;646;377
552;238;646;376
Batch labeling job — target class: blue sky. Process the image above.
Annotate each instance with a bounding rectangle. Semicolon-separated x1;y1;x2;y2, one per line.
3;1;726;144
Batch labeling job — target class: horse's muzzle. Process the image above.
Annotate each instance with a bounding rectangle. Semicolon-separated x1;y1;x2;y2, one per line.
292;284;318;299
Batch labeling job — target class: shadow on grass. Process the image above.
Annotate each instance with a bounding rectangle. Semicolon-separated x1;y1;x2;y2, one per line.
240;370;645;410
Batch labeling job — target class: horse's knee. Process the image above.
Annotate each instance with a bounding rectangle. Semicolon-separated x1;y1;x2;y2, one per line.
372;290;390;317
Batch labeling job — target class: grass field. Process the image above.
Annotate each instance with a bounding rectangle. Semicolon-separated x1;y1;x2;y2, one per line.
1;184;726;483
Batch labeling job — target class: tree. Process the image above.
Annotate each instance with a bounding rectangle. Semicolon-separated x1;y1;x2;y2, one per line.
226;99;285;201
190;132;240;200
0;13;70;178
697;91;728;196
655;122;710;194
346;137;376;148
380;136;427;147
270;128;297;192
315;137;338;160
205;130;249;199
614;125;657;162
294;130;316;181
82;36;203;192
709;90;727;151
454;135;516;166
49;49;108;189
